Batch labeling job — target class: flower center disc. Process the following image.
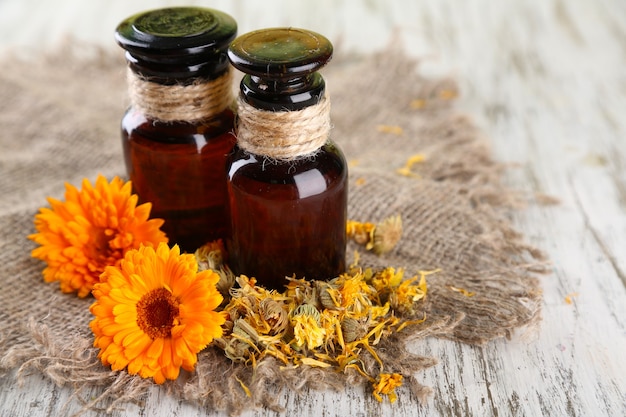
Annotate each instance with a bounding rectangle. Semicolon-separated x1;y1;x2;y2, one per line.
136;288;180;339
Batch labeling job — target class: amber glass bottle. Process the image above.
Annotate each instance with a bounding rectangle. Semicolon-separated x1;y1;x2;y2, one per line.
115;7;237;253
226;28;348;290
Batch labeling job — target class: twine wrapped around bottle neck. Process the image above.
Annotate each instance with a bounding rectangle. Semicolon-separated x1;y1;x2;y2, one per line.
127;68;234;122
235;94;331;161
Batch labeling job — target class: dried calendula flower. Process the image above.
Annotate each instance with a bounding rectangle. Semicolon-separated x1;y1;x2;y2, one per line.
368;268;435;315
396;153;426;178
564;292;579;305
346;220;376;247
195;240;226;271
410;98;427;109
217;276;292;365
341;316;370;343
317;281;342;310
376;124;404;135
371;267;405;293
290;304;326;350
285;276;319;307
438;88;458;100
372;215;403;255
372;373;404;403
448;286;476;297
346;215;403;255
333;273;377;317
259;297;289;334
389;271;430;315
217;319;259;363
195;240;235;300
215;260;434;404
410;87;457;110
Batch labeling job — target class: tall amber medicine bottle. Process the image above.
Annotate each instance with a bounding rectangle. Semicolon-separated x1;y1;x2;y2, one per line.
115;7;237;253
226;28;348;290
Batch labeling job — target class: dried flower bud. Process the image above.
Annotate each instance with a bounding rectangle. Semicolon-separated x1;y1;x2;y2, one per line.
286;276;320;307
290;304;325;350
213;253;433;403
195;240;226;271
341;316;369;343
346;215;403;255
317;282;342;310
259;298;289;334
346;220;375;245
195;240;235;299
372;215;403;255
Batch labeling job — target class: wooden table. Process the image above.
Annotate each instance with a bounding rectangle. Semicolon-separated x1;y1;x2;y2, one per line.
1;0;624;416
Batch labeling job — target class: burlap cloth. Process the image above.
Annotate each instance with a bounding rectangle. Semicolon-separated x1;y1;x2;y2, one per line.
0;45;547;415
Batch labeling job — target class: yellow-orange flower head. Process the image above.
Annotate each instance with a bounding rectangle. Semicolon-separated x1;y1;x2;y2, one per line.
90;243;226;384
29;175;167;297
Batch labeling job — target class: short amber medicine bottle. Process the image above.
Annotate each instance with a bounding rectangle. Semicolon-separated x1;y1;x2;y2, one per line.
226;28;348;290
115;7;237;253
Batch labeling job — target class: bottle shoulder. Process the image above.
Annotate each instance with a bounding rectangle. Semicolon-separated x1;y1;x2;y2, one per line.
228;142;346;180
227;142;347;201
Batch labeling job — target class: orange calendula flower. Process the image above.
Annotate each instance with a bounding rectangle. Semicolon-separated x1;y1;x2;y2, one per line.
29;175;167;297
89;243;225;384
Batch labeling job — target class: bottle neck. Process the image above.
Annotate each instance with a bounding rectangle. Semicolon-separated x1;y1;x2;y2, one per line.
125;51;230;85
239;72;325;111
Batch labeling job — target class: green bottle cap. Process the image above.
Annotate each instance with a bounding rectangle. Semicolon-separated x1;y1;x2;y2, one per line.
115;7;237;81
228;27;333;79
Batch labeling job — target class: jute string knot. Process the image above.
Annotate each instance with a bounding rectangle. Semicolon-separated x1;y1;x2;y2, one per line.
235;94;331;161
127;68;234;122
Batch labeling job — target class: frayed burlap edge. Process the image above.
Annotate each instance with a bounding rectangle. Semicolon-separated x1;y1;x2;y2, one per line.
0;312;462;416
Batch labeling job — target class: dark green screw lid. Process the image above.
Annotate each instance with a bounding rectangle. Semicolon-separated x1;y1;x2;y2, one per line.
228;27;332;79
115;7;237;82
228;28;333;111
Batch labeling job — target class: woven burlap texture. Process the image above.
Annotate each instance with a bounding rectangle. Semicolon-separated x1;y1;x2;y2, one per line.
0;46;546;415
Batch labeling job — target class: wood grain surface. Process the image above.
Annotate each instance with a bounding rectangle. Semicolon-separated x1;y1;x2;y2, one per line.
1;0;625;416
